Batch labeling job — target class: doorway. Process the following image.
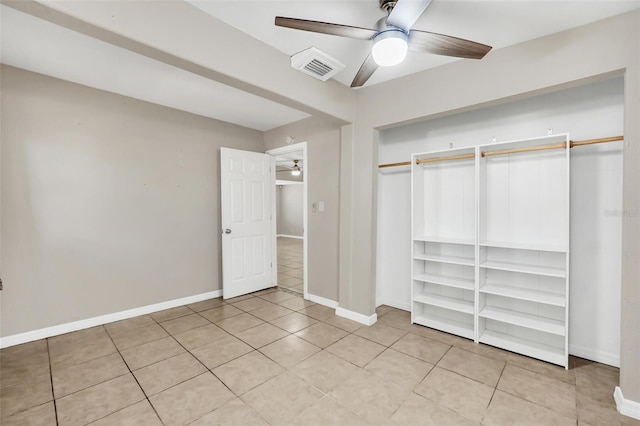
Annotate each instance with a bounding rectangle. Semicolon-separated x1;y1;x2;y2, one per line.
266;142;308;298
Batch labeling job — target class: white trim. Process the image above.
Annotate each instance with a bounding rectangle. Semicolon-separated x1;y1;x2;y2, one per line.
308;293;338;309
0;290;222;349
376;298;411;312
275;180;303;186
277;234;303;240
336;307;378;326
615;386;640;420
267;142;309;299
569;343;620;367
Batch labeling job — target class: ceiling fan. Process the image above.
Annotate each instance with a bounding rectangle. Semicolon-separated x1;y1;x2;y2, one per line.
276;159;303;176
275;0;492;87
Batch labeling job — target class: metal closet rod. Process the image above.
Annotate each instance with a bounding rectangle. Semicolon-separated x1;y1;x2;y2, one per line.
377;135;624;168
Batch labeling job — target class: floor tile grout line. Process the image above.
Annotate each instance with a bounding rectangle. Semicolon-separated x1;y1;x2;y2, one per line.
9;281;600;425
129;313;269;408
500;359;576;386
47;358;131;401
99;325;166;426
351;324;408;348
146;304;322;420
149;305;197;324
6;281;614;426
234;325;293;351
256;337;322;368
149;309;264;404
44;338;60;426
481;360;508;424
493;373;580;421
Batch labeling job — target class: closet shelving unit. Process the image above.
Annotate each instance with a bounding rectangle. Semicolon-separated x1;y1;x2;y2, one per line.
477;134;570;368
411;147;477;340
410;134;570;368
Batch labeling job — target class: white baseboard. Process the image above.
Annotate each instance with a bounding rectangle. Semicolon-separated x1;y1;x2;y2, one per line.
569;343;620;367
336;307;378;326
308;294;338;309
614;386;640;420
0;290;222;349
277;234;303;240
376;297;411;312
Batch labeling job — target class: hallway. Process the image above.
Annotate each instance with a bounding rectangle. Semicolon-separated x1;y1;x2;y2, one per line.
277;237;303;294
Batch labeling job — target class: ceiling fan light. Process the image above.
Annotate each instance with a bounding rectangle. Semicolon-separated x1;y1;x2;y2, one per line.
291;168;301;176
372;30;408;67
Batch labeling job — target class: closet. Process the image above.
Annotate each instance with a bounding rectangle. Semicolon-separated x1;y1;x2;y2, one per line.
411;146;476;340
411;134;570;368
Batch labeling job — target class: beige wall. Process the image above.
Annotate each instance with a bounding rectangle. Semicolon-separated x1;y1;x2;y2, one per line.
276;184;304;237
265;116;342;302
0;65;264;337
341;10;640;402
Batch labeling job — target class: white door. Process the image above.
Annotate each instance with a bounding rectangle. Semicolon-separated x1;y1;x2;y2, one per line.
220;148;275;299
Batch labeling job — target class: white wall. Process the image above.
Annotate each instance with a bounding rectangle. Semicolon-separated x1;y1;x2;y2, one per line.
377;77;623;366
277;184;304;237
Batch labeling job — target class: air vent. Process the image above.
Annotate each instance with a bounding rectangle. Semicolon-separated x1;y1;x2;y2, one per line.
290;47;345;81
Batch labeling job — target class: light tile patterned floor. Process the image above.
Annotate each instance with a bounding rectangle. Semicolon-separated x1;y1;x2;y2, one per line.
277;237;303;294
1;289;638;425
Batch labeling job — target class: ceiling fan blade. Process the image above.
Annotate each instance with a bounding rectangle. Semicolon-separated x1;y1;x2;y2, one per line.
386;0;433;31
351;53;378;88
275;17;377;40
408;30;492;59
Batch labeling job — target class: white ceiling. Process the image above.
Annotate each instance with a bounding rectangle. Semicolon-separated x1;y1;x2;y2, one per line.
189;0;640;87
275;150;304;171
2;1;638;132
0;5;310;131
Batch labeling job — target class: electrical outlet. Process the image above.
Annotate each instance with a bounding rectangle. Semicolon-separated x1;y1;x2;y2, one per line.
318;201;325;212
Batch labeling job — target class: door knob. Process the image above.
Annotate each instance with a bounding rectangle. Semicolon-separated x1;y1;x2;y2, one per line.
224;229;232;234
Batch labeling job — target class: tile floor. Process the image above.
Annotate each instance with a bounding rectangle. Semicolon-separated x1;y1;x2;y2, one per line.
1;288;638;425
277;237;303;294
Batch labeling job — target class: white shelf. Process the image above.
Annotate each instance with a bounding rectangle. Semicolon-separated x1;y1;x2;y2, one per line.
409;135;570;367
413;294;474;314
480;240;567;253
479;260;565;278
480;330;566;367
414;253;475;266
413;314;474;340
480;283;565;307
415;236;475;246
414;273;474;290
479;306;565;336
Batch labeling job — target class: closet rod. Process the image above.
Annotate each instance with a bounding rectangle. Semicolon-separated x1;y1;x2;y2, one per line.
378;160;411;168
416;153;475;164
570;135;624;147
481;142;566;158
377;135;624;168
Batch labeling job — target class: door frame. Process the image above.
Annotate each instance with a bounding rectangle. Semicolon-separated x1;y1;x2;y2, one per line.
266;142;308;299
